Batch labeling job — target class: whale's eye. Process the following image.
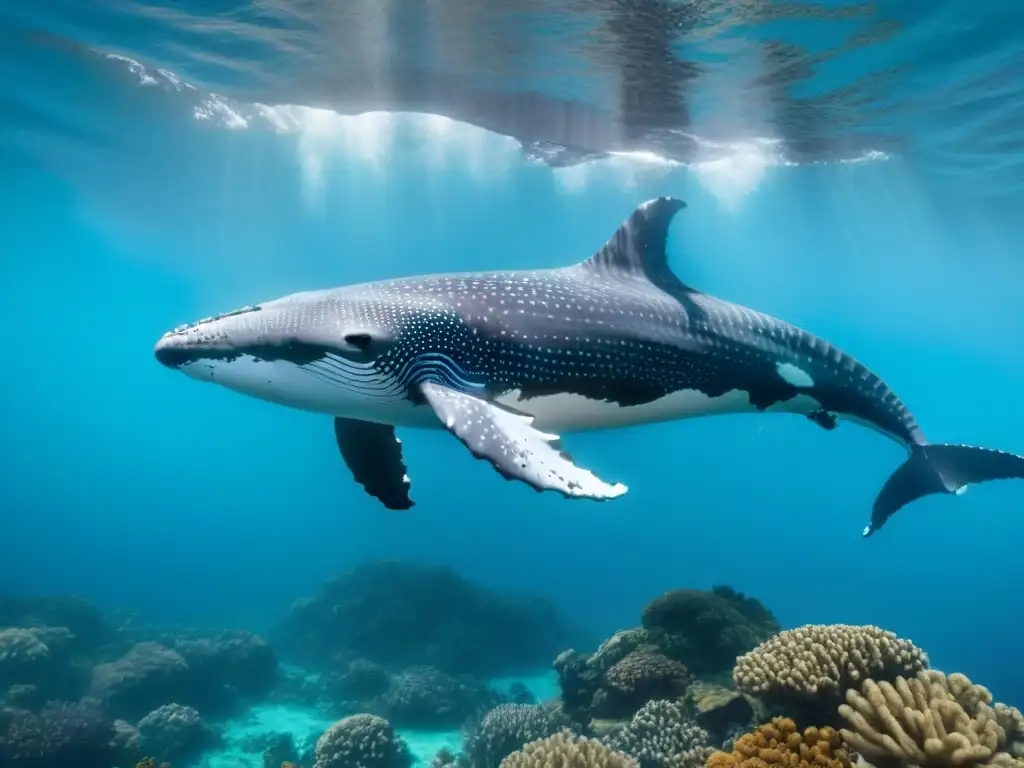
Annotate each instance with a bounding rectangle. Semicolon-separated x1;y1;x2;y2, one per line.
344;332;373;348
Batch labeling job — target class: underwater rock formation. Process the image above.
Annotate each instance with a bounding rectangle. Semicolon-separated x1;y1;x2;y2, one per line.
602;698;714;768
461;702;575;768
326;658;391;704
554;649;605;722
0;626;88;702
706;717;849;768
380;665;503;729
641;587;780;679
276;560;577;676
89;642;192;721
255;731;304;768
0;595;114;657
4;684;43;711
499;730;638;768
173;630;280;714
685;682;761;746
838;670;1022;768
0;698;117;768
136;702;222;765
312;713;412;768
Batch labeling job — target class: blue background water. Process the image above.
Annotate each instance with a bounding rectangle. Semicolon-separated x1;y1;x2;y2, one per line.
2;0;1023;717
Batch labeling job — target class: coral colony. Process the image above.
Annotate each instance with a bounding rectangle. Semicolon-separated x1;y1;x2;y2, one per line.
0;561;1020;768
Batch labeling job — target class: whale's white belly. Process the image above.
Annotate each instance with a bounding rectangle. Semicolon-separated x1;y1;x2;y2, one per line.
495;387;823;433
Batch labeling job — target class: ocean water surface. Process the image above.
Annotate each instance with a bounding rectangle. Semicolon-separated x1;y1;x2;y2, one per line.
2;2;1024;767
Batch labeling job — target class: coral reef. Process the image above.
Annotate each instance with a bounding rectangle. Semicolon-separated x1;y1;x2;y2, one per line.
258;732;303;768
838;670;1022;768
0;596;114;656
89;642;192;720
4;684;43;711
0;626;86;701
594;648;693;719
499;730;638;768
326;658;391;704
461;702;575;768
276;560;579;677
2;570;1020;768
312;713;412;768
380;665;502;729
555;649;605;721
733;625;929;711
136;702;221;764
0;698;116;768
603;698;715;768
641;588;780;679
685;683;761;746
554;585;777;728
173;630;280;714
706;717;849;768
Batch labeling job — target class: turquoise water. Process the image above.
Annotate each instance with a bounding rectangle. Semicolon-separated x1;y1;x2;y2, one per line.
2;2;1024;767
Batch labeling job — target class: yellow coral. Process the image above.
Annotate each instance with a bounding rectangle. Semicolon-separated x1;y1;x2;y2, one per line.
500;729;638;768
838;670;1020;768
706;717;850;768
734;625;927;699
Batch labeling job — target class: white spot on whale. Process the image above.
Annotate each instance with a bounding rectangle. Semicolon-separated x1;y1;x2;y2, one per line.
776;362;815;388
955;484;970;496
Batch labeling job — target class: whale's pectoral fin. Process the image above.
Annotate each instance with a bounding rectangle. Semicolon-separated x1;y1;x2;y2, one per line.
333;417;413;510
807;409;838;430
418;381;627;501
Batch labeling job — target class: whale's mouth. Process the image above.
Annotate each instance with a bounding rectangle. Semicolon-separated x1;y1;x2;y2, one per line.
154;326;349;375
154;331;242;370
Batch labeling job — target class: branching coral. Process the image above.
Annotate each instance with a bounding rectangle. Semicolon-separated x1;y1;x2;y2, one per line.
733;625;928;701
994;704;1024;757
604;698;714;768
838;670;1022;768
500;730;638;768
313;714;412;768
706;717;849;768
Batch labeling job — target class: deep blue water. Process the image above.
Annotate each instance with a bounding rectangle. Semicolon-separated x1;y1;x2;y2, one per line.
2;0;1024;727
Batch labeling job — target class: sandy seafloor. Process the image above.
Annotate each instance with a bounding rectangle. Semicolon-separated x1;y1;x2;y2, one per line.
196;672;561;767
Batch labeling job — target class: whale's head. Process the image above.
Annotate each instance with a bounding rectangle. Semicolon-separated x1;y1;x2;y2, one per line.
154;288;413;417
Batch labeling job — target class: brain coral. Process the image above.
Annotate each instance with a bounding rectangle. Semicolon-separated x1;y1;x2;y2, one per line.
499;730;638;768
597;648;693;719
313;714;411;768
733;625;928;699
706;717;849;768
838;670;1022;768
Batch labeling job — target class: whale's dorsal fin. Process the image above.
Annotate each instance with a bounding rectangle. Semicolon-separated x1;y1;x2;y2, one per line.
580;197;688;285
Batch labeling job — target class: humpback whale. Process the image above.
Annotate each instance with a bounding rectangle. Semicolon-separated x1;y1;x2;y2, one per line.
154;198;1024;536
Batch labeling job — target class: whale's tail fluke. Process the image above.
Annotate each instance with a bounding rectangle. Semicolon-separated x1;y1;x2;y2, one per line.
866;443;1024;536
